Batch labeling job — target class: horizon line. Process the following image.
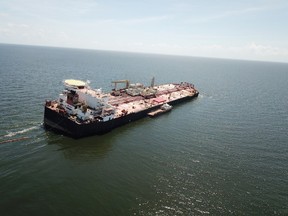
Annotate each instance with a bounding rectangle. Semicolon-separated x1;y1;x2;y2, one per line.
1;42;287;65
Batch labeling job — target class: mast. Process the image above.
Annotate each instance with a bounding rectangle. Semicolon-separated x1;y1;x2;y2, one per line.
150;76;155;87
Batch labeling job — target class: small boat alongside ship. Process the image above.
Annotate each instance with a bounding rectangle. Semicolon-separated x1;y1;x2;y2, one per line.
44;78;199;138
147;103;172;117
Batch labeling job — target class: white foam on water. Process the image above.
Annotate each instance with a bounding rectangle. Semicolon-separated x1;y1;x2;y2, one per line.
199;94;204;99
4;126;38;137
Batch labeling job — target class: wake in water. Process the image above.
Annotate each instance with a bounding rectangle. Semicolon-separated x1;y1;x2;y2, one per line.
198;92;213;99
4;126;38;138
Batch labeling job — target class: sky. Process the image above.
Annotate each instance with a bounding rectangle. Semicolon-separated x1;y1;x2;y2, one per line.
1;0;288;62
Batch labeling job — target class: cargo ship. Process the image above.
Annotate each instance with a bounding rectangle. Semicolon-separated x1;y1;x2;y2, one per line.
44;78;199;138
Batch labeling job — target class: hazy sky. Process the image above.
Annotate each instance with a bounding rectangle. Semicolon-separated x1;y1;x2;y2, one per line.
1;0;288;62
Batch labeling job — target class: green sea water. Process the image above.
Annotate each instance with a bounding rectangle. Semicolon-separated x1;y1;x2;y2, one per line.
0;44;287;215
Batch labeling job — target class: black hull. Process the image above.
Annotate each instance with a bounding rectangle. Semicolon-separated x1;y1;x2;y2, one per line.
44;92;198;138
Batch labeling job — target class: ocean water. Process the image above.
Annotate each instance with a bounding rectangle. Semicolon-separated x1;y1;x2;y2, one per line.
0;44;287;215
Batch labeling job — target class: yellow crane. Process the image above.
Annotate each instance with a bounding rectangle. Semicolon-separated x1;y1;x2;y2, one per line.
111;80;130;90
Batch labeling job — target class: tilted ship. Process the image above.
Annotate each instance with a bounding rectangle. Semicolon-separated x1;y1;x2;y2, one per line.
44;78;199;138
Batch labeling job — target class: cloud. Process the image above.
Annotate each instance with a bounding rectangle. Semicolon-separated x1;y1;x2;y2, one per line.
1;0;288;63
0;22;30;36
247;42;288;56
117;41;288;62
0;0;99;22
190;42;288;62
6;23;29;28
0;13;8;17
189;6;265;23
94;15;171;25
0;27;9;34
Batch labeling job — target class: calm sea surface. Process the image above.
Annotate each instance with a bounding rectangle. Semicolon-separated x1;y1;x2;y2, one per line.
0;44;287;215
